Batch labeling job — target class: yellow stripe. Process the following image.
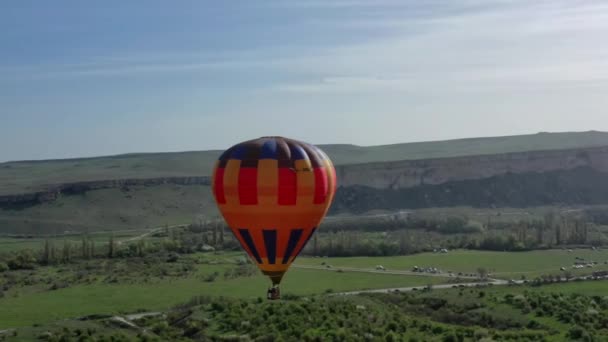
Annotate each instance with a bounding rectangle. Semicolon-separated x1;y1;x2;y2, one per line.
295;159;314;205
223;159;241;206
257;159;278;206
323;159;336;206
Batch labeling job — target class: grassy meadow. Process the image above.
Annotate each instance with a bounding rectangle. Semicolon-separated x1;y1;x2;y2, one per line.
0;256;443;329
296;249;608;279
3;247;608;329
4;279;608;342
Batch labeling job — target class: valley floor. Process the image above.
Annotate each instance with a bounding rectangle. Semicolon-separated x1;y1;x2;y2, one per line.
1;248;607;331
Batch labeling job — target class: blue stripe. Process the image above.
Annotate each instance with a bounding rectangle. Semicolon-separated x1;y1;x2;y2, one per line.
238;229;262;264
289;143;307;160
230;145;248;160
291;227;317;263
282;229;304;264
260;139;278;159
263;229;277;264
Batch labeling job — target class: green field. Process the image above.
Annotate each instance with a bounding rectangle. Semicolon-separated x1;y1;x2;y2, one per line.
5;278;608;342
0;230;151;252
296;249;608;279
4;248;608;329
0;258;444;329
483;279;608;297
2;131;607;195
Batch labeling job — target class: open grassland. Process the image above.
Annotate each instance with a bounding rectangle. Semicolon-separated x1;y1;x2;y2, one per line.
296;248;608;279
2;131;607;195
6;279;608;342
0;151;222;195
496;279;608;296
0;255;444;329
0;231;148;253
3;248;608;329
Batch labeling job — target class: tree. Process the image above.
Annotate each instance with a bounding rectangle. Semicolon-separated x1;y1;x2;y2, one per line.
8;250;37;270
544;211;556;230
42;239;52;265
476;267;488;280
137;239;146;257
81;237;88;259
399;231;413;254
219;223;225;246
108;235;115;258
50;243;57;264
535;223;543;245
62;240;72;263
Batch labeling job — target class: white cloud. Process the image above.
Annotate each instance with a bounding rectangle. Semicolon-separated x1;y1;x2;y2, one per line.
266;0;608;94
4;1;608;94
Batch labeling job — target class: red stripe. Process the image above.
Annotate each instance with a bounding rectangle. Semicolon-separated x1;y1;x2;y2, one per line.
214;168;226;204
313;167;328;204
238;168;258;205
278;168;297;205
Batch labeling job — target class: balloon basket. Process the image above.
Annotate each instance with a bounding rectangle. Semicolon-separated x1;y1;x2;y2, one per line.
267;286;281;300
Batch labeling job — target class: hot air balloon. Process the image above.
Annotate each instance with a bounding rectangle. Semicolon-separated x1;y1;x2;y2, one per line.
211;136;336;299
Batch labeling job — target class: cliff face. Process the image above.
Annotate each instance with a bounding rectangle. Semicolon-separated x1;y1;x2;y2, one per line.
3;145;608;211
335;146;608;190
330;166;608;213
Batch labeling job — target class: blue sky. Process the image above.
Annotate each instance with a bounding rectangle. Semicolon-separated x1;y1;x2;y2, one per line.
2;0;608;161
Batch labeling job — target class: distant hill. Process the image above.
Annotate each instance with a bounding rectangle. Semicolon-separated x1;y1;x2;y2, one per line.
2;131;608;195
3;130;608;234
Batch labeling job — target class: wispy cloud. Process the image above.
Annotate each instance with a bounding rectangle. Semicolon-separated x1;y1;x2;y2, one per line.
2;0;608;160
268;0;608;93
4;0;608;95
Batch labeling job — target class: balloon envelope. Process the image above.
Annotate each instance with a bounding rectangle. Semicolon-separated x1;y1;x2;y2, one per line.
211;136;336;284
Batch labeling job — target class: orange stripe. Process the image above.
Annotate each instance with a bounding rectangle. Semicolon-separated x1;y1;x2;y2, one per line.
249;227;267;259
257;159;278;204
259;262;290;272
223;159;241;206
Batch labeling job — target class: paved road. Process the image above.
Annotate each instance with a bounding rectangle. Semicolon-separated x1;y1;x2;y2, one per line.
333;276;605;296
117;225;186;245
124;312;163;320
333;280;514;296
292;264;480;279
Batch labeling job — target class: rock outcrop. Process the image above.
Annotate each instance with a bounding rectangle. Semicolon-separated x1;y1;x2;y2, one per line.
335;146;608;189
0;176;210;209
3;145;608;211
